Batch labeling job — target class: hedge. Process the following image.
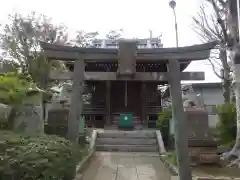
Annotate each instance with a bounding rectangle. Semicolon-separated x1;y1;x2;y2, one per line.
216;103;236;147
156;107;172;147
0;131;86;180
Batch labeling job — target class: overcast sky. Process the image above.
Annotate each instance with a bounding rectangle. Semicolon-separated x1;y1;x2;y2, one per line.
0;0;221;83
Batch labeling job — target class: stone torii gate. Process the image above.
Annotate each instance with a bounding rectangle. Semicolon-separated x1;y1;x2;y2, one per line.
41;40;217;179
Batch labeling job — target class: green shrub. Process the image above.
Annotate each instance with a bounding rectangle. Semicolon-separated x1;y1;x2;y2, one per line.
156;107;172;146
216;103;236;146
0;72;32;105
166;151;177;165
0;131;85;180
0;73;34;130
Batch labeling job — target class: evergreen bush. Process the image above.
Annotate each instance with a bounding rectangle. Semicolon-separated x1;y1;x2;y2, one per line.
0;72;32;130
216;103;236;147
0;72;31;105
0;131;85;180
156;107;172;146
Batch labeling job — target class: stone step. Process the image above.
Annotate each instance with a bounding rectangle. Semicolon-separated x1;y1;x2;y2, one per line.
111;120;142;125
108;123;144;127
96;138;157;145
112;118;141;120
97;131;156;139
96;144;159;152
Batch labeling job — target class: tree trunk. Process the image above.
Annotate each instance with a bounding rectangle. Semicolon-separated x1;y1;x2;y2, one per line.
233;79;240;153
230;48;240;158
220;47;231;103
222;0;240;162
222;78;231;103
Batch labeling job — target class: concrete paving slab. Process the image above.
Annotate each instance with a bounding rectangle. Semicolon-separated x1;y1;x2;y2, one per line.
96;151;159;157
116;167;138;180
138;174;159;180
94;172;117;180
118;157;135;168
136;164;159;176
80;152;172;180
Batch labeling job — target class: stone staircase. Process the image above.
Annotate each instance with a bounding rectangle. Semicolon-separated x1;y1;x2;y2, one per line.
95;130;159;152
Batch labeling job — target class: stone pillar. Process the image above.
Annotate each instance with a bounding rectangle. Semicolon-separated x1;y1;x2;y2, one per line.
106;80;111;126
141;82;148;126
68;57;84;142
168;59;192;180
14;105;44;135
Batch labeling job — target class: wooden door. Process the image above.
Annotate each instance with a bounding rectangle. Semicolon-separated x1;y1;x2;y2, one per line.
111;81;141;116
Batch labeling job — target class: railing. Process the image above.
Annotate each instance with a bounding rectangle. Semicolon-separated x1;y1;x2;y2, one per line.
47;104;107;115
204;105;217;115
82;105;106;115
147;106;162;114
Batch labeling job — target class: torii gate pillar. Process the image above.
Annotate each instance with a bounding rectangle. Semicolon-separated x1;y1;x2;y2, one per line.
168;59;192;180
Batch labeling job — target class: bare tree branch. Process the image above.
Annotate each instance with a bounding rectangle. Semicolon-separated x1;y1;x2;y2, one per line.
192;0;231;102
211;0;228;42
208;58;223;79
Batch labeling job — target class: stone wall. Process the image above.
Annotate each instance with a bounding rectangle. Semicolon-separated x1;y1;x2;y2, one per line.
14;105;44;134
0;103;11;122
0;103;12;130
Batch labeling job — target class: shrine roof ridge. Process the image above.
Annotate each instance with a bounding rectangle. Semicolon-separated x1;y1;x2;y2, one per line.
40;41;218;55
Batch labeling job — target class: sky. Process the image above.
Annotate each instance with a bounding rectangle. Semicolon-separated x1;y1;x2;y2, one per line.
0;0;221;83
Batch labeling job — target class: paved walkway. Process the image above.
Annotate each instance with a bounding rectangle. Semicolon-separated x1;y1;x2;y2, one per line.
80;152;172;180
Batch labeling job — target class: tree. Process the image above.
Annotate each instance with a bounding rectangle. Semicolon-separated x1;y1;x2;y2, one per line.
72;30;99;47
106;29;123;40
0;72;33;128
0;72;31;105
192;0;232;103
222;0;240;166
0;57;19;73
0;12;68;88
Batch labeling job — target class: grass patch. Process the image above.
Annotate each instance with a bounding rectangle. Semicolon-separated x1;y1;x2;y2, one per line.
166;151;177;165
